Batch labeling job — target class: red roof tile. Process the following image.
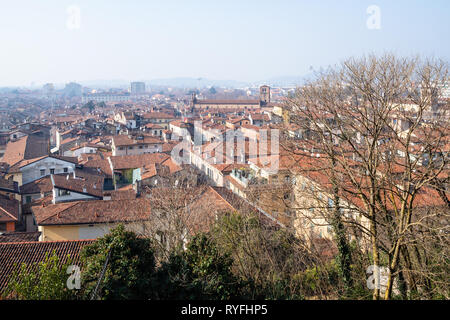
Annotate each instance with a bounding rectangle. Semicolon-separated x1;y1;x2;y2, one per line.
0;239;95;293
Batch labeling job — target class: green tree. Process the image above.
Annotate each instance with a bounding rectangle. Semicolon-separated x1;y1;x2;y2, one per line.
209;87;217;95
83;100;95;112
3;251;76;300
154;233;242;300
80;224;156;300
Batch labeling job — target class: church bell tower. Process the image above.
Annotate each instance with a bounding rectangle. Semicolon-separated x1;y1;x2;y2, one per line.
259;85;270;105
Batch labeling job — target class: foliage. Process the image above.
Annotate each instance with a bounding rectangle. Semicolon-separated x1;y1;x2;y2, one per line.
83;100;95;112
80;224;156;300
153;233;243;300
211;212;311;299
209;87;217;94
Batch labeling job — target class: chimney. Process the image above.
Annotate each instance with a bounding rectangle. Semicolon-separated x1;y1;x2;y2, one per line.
83;186;87;193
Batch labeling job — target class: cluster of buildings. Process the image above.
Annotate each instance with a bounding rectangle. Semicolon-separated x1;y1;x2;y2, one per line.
0;81;448;294
0;85;288;291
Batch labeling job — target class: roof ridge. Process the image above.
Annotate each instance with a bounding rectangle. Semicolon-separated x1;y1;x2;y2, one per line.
39;201;79;224
207;186;236;211
0;239;96;245
0;206;18;221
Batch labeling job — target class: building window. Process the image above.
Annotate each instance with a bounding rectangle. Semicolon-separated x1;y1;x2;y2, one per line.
328;198;334;208
25;196;32;204
63;167;68;173
58;189;70;196
40;169;45;176
50;168;55;174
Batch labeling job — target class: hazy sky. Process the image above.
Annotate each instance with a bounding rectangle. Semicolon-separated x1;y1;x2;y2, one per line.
1;0;449;86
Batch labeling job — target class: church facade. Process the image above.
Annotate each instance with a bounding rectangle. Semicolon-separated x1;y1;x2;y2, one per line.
191;85;271;111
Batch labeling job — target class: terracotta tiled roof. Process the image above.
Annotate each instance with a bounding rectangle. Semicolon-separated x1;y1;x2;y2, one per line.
241;124;260;131
2;136;48;167
141;163;157;180
109;153;169;170
52;172;104;198
0;196;19;223
161;158;182;174
106;189;137;200
32;198;151;226
249;113;270;121
0;239;95;293
20;176;53;195
145;123;164;129
211;186;280;227
0;232;41;243
112;135;162;147
186;186;236;234
82;159;113;177
142;112;175;119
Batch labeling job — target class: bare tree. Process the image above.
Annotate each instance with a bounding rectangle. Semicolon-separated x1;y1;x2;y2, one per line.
283;54;449;299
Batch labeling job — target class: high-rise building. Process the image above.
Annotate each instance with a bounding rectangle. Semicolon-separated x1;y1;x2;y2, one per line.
131;82;145;95
64;82;82;97
42;83;54;96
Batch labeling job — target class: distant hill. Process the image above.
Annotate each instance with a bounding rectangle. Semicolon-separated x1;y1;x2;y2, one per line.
18;74;314;91
147;78;249;89
252;74;315;87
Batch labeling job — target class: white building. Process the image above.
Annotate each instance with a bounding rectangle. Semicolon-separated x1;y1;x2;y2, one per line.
111;135;163;156
7;156;77;185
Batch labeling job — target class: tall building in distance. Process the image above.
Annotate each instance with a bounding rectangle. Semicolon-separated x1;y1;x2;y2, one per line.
259;85;270;105
42;83;54;96
63;82;82;97
130;82;146;95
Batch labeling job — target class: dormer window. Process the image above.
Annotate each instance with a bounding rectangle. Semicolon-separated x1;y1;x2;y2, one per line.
58;189;70;196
